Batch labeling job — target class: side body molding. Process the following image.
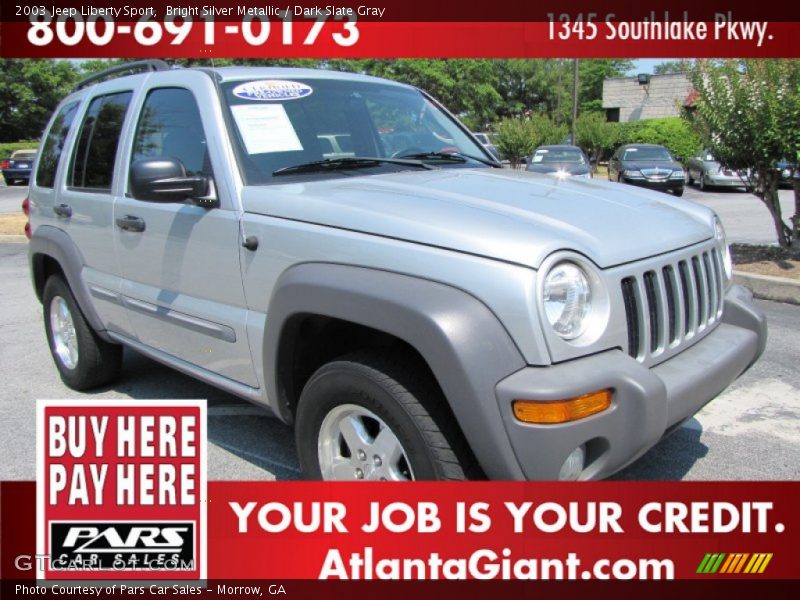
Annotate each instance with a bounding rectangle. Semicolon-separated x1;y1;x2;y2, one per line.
263;263;527;480
28;225;111;342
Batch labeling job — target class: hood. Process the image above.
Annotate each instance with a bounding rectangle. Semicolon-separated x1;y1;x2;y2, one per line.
526;163;591;176
241;169;714;269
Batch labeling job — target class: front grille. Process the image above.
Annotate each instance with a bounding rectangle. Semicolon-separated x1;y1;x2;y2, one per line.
640;167;673;181
620;246;725;363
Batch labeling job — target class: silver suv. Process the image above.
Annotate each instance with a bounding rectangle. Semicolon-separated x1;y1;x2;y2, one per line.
27;61;766;481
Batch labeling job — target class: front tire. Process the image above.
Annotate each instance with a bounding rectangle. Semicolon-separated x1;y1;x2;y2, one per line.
43;275;122;390
673;187;685;197
295;351;473;481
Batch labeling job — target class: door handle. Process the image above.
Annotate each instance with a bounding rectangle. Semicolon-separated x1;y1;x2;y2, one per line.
116;215;146;233
53;203;72;218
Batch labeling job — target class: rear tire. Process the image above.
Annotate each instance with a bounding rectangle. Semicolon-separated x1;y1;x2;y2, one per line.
295;350;474;481
43;275;122;390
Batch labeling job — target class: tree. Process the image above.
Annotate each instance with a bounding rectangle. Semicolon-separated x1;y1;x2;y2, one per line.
654;60;691;75
0;59;79;142
620;117;701;162
578;59;634;113
575;112;618;165
688;59;800;248
495;115;567;168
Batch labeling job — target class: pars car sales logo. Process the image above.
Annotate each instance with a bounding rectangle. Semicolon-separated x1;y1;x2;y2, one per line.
36;400;207;580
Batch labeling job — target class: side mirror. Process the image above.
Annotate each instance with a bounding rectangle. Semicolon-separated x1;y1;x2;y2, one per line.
130;158;209;202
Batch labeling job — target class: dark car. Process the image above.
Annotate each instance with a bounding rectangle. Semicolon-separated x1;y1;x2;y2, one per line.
686;150;747;191
608;143;685;196
1;149;37;185
526;145;592;179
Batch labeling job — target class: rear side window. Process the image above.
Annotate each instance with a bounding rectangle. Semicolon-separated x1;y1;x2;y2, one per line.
36;102;78;188
131;88;211;177
70;91;133;190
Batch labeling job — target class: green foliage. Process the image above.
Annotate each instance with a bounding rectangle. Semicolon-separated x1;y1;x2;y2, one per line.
689;59;800;247
495;115;567;167
654;60;691;75
0;140;38;158
0;58;628;146
0;59;79;142
579;59;634;113
616;117;701;162
575;112;618;162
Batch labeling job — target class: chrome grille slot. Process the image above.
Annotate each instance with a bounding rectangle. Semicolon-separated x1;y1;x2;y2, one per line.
620;243;725;365
643;271;660;353
692;256;707;328
662;266;678;344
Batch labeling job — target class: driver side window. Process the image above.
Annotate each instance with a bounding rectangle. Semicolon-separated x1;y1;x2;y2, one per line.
130;88;212;180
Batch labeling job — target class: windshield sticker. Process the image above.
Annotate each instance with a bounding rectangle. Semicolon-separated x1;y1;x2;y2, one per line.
231;104;303;155
232;80;313;101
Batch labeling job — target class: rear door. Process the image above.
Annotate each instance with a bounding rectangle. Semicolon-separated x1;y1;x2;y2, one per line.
57;88;137;336
114;74;257;387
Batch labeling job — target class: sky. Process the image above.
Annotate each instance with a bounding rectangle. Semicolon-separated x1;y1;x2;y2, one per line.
630;58;678;75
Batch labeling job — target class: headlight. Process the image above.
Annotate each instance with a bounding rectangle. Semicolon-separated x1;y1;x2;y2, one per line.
714;216;733;280
670;170;685;179
623;170;644;179
543;263;592;339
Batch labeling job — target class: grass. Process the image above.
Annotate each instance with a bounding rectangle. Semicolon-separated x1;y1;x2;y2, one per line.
0;213;27;236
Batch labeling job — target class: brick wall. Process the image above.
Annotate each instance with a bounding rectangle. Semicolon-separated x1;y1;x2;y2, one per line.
602;73;693;122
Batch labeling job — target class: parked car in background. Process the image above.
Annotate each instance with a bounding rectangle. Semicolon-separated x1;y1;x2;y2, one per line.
1;149;37;185
526;145;592;179
317;133;355;159
473;132;501;160
608;144;685;197
686;150;747;191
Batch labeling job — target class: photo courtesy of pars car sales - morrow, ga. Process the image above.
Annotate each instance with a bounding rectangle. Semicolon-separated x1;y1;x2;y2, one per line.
0;0;798;594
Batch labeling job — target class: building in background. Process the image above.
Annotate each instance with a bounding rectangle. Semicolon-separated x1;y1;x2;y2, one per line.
602;73;693;122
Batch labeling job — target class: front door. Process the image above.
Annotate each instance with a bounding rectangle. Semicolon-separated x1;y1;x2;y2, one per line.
114;80;257;387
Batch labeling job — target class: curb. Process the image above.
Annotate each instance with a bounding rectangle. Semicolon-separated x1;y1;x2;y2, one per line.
733;270;800;306
0;234;27;244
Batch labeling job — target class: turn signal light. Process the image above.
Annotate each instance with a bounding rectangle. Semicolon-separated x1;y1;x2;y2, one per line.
513;389;612;424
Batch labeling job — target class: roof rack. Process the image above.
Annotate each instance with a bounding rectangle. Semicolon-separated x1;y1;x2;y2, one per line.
72;60;171;92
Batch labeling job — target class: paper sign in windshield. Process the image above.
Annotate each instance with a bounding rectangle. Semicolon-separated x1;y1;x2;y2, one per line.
232;80;313;101
231;104;303;155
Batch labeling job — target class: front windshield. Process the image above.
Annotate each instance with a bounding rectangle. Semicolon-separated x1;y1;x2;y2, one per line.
531;148;585;164
623;147;673;161
222;77;489;184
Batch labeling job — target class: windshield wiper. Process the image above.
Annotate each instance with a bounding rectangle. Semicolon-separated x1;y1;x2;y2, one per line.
273;156;434;176
395;151;500;167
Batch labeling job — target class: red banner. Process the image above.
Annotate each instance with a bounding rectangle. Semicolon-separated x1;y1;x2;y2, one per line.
1;21;798;58
3;481;799;580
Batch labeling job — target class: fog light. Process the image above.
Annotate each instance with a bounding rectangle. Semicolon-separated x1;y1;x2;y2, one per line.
559;445;586;481
512;389;612;424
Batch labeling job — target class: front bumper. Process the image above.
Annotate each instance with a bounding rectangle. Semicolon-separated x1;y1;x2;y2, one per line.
705;177;746;187
2;168;31;180
495;284;766;480
621;177;684;192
